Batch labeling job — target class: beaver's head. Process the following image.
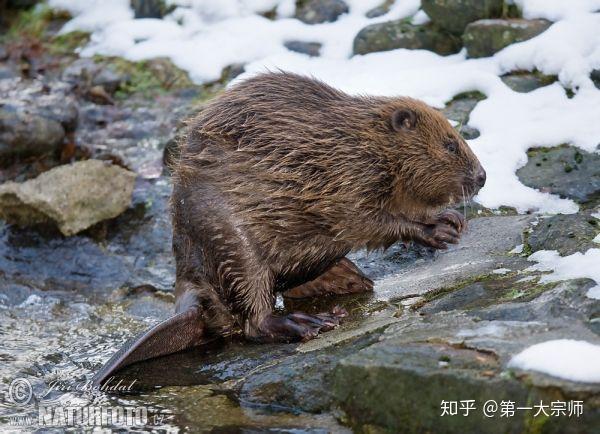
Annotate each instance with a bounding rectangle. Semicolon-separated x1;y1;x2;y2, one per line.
379;97;486;217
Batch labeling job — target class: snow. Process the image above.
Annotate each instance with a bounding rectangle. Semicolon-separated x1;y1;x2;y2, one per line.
513;0;600;21
527;249;600;300
47;0;600;215
492;268;511;274
508;339;600;383
510;244;524;254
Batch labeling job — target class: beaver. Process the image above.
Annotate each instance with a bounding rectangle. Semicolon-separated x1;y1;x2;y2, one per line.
94;72;485;384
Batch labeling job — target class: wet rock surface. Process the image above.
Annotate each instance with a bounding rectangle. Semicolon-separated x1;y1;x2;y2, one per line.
295;0;349;24
0;79;78;159
353;21;461;56
517;145;600;204
0;159;136;235
421;0;504;35
463;19;553;58
334;283;600;433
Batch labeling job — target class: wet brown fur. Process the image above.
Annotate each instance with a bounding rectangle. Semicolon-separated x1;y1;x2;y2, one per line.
171;71;483;339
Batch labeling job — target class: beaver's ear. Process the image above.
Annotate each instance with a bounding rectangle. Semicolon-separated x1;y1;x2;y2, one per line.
391;109;417;131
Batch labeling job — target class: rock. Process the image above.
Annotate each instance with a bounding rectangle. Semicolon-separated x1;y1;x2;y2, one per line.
365;0;395;18
87;85;115;105
0;79;79;159
591;69;600;89
219;63;245;83
6;0;39;8
421;0;504;35
33;97;79;133
0;46;8;60
0;64;19;80
0;65;17;80
459;125;480;140
463;19;552;58
442;94;483;139
442;95;482;125
140;57;195;90
131;0;170;19
528;213;599;256
0;176;174;292
517;145;600;204
92;66;128;94
284;40;322;57
240;337;372;412
333;296;600;433
295;0;349;24
0;160;136;236
353;21;461;56
375;215;533;300
61;57;101;83
62;58;130;94
0;105;65;159
501;72;557;92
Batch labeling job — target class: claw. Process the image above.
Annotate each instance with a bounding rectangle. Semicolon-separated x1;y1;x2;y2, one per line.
253;306;346;343
437;209;466;233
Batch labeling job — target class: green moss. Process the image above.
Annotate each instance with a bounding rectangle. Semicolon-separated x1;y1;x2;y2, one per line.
502;2;522;18
3;4;56;40
409;273;494;309
523;393;551;434
499;280;557;302
48;30;90;55
89;56;196;99
1;5;88;55
450;90;487;101
521;227;533;257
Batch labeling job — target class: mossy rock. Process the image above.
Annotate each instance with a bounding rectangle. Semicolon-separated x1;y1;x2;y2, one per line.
501;71;557;93
48;31;91;55
365;0;395;18
463;19;552;58
353;20;462;56
91;56;195;98
295;0;349;24
421;0;504;35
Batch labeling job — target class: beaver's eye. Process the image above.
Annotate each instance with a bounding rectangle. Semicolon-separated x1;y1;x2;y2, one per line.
444;141;458;154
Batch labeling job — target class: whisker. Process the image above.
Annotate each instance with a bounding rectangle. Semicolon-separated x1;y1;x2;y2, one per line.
461;185;467;221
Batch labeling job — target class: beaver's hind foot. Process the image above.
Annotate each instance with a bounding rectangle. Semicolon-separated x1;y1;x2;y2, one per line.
250;307;348;343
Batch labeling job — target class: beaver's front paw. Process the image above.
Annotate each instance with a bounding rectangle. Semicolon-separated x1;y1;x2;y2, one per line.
436;209;466;233
415;209;466;250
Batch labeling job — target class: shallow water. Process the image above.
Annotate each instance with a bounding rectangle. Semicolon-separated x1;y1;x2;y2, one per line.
0;284;357;432
0;172;452;432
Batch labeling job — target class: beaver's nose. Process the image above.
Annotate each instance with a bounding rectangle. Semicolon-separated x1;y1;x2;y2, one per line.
475;166;486;188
